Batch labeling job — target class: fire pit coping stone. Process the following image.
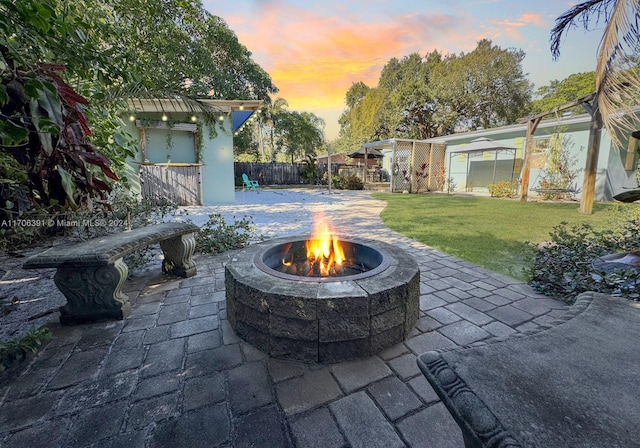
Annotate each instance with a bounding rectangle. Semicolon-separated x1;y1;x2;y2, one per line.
225;236;420;363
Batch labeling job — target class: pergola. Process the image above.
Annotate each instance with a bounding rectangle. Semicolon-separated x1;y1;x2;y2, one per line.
448;137;518;191
518;93;599;213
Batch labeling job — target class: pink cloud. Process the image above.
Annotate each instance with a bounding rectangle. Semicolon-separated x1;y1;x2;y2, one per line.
210;2;551;139
230;4;471;112
520;12;545;27
480;12;548;41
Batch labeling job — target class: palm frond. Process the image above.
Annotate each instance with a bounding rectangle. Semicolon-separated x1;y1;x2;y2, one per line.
595;0;640;147
551;0;614;60
551;0;640;148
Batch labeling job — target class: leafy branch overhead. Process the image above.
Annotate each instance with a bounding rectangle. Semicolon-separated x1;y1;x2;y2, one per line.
1;58;119;213
0;0;277;220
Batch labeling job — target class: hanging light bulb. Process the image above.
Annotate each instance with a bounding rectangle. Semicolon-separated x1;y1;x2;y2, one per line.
161;114;168;122
190;115;197;122
128;114;136;122
218;115;224;121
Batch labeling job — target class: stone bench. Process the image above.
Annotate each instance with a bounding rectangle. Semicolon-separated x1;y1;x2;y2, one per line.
417;292;640;448
23;222;199;325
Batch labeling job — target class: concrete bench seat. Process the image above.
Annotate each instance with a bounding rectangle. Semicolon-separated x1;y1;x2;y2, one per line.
23;222;199;325
417;292;640;448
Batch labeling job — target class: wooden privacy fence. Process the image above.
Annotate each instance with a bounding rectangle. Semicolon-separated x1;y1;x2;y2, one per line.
235;162;306;185
139;163;202;206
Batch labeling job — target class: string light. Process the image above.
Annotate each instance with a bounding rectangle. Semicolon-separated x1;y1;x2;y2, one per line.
161;114;168;122
190;115;197;122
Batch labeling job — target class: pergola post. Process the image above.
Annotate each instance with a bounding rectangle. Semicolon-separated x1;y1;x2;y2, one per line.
410;141;416;193
579;98;603;215
427;143;434;190
519;117;542;201
391;141;397;192
327;145;332;193
363;148;368;189
518;93;596;202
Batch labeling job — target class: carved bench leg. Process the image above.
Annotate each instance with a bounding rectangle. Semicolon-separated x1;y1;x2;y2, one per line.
54;259;131;325
160;232;197;278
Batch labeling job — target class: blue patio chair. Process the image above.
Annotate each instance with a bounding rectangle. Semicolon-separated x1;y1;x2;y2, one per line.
242;173;260;191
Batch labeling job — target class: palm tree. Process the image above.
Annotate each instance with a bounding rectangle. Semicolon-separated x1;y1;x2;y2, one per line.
259;97;289;162
551;0;640;148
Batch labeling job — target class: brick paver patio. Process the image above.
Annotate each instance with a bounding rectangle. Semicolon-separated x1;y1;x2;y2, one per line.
0;190;569;447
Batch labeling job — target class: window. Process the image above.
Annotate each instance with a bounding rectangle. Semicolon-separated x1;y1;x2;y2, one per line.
530;136;551;169
532;137;551;154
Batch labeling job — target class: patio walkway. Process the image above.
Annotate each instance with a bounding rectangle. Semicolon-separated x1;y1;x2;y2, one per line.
0;189;569;447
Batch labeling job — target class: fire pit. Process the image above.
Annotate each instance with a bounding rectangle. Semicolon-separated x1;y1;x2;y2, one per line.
225;217;419;363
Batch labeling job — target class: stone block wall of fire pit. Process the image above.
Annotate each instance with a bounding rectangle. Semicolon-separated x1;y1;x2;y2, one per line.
225;236;420;363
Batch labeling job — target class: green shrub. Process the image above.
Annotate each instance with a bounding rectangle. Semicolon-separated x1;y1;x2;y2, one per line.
0;326;52;371
488;181;517;198
331;175;344;189
194;213;262;254
341;174;364;190
300;155;321;184
527;206;640;302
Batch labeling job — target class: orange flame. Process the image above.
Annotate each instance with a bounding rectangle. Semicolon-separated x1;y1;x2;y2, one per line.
305;211;345;276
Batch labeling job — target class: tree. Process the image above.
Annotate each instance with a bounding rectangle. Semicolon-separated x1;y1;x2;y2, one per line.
233;126;260;161
255;99;324;162
1;0;124;216
258;97;289;161
333;41;532;152
430;39;532;131
103;1;276;100
335;82;371;152
531;72;596;114
551;0;640;147
275;111;325;163
1;0;277;215
392;51;444;139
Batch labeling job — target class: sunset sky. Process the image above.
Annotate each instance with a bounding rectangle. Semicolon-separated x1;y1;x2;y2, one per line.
202;0;602;140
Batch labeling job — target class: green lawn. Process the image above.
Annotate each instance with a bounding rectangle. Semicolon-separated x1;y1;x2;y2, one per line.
372;193;631;281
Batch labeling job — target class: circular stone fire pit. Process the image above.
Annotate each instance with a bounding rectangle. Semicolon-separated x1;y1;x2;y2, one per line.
225;236;420;363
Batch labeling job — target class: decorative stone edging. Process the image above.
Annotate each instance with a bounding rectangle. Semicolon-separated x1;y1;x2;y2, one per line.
225;236;420;363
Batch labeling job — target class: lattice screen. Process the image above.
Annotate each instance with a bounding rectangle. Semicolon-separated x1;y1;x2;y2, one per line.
391;142;446;193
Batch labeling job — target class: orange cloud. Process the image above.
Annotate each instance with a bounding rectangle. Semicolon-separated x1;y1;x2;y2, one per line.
229;4;467;114
221;2;541;139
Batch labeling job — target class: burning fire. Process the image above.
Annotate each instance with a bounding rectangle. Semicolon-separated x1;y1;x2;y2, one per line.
281;211;346;277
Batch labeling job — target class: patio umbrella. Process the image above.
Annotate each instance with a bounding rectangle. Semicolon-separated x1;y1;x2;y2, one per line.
347;147;384;158
348;147;383;186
